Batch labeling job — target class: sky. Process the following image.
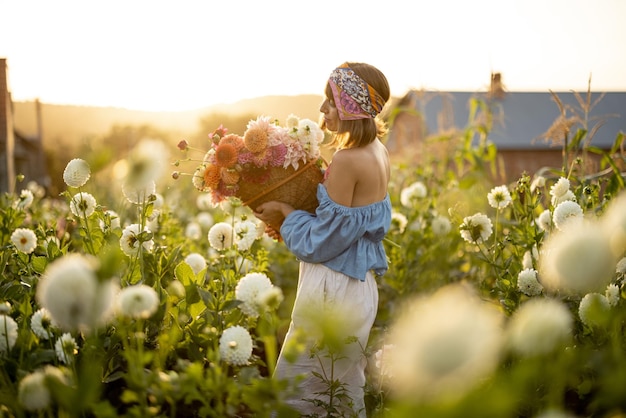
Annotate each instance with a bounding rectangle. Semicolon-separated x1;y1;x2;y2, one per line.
1;0;624;112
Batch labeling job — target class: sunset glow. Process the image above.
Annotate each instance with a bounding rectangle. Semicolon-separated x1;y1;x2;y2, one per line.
1;0;625;112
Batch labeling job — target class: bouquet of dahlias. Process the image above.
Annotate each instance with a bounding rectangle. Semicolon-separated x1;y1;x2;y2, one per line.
191;114;326;213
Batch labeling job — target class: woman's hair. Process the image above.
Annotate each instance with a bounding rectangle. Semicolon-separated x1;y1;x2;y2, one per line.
321;62;391;149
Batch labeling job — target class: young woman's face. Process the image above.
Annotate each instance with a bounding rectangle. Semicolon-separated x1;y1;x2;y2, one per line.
319;96;339;132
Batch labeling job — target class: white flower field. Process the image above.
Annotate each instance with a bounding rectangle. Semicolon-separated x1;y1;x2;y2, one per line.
1;97;625;417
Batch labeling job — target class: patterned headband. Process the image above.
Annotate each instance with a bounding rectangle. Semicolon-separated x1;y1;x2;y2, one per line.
328;63;385;121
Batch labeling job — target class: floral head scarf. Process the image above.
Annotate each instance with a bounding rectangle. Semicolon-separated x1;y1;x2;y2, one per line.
328;63;385;120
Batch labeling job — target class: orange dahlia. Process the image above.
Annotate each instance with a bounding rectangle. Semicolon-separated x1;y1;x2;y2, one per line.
221;168;240;185
244;126;268;153
202;164;221;189
215;142;238;167
219;134;245;151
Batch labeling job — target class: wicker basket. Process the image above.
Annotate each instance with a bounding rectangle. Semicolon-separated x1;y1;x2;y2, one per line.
237;159;324;213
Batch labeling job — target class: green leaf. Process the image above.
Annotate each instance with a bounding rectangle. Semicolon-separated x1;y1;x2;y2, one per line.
198;287;214;309
567;128;587;151
222;299;242;312
175;261;195;286
30;255;48;274
121;389;140;403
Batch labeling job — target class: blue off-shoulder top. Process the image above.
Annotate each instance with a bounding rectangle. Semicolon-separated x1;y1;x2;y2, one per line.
280;183;392;281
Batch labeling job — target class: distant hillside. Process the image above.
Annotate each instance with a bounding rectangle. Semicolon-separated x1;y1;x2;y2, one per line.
210;95;324;122
12;94;324;146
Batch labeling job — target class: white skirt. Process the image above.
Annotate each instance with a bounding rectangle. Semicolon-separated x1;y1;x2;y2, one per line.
274;262;379;417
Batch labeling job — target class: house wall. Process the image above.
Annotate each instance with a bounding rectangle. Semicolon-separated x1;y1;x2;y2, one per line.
496;149;622;183
497;149;567;182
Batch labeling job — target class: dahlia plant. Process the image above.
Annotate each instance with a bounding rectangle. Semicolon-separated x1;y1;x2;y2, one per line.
0;92;624;417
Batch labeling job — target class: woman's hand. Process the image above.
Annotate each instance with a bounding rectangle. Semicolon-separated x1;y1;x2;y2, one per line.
263;224;282;241
253;201;294;232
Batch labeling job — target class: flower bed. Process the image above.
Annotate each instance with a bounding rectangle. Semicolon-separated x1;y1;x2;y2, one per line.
1;92;625;417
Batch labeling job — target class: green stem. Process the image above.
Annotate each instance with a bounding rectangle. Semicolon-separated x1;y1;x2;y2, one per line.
262;334;277;376
76;188;96;255
492;209;500;250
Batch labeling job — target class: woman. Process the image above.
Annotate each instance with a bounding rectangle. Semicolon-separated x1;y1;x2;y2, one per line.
254;62;391;417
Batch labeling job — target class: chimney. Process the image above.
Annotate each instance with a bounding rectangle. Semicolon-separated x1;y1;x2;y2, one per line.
0;58;16;193
489;72;506;100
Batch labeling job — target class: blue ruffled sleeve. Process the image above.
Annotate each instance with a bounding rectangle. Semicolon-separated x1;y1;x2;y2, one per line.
280;184;391;281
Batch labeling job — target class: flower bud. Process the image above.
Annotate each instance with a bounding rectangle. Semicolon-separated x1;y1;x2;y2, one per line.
177;140;189;151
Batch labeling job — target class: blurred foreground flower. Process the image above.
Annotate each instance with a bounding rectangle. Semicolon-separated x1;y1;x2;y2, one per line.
373;344;395;380
616;257;626;276
506;298;572;356
184;253;207;275
63;158;91;188
400;181;427;208
196;193;215;211
122;180;156;205
185;221;202;240
601;191;626;256
219;325;253;366
391;212;408;233
522;246;538;270
125;138;169;188
116;284;160;319
552;200;583;231
36;254;117;332
18;370;51;411
235;272;274;317
258;286;284;312
196;211;214;229
536;408;579;418
0;301;10;314
386;283;503;402
431;215;451;236
0;315;18;355
578;293;610;328
539;221;615;295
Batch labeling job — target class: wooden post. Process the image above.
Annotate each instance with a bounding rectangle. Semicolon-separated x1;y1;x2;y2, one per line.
0;58;16;193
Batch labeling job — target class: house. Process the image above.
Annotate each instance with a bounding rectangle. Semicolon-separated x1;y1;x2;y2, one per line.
0;58;49;194
387;73;626;182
